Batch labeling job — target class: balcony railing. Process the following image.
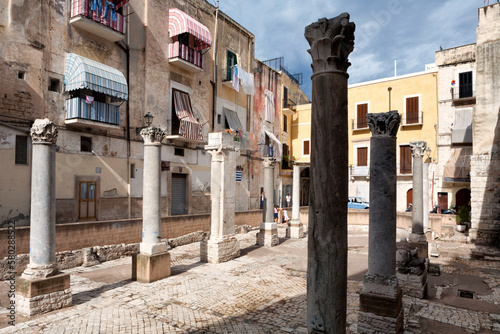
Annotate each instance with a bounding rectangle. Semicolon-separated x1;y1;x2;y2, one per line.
66;97;120;125
451;87;476;102
402;112;423;126
70;0;126;39
352;118;368;130
169;41;203;71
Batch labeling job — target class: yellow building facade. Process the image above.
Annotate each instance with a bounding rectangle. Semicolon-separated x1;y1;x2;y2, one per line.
290;67;439;211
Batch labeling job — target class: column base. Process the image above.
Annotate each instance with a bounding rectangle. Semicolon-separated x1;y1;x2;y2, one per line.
132;252;171;283
200;235;240;263
257;222;279;247
16;273;72;317
287;219;304;239
21;263;58;279
409;233;429;258
359;275;404;334
397;269;428;299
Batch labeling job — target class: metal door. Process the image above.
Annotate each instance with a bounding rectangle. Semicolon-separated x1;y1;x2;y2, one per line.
171;174;187;215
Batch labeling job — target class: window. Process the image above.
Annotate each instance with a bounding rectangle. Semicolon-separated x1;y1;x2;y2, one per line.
283;86;289;109
356;103;368;129
15;135;28;165
130;163;135;179
459;71;473;98
357;147;368;167
81;136;92;152
174;148;185;156
49;78;60;92
226;50;238;81
400;145;412;174
405;96;420;124
18;71;25;80
303;139;310;156
283;115;288;133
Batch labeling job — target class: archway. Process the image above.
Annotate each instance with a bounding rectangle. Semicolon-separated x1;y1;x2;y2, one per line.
406;188;413;212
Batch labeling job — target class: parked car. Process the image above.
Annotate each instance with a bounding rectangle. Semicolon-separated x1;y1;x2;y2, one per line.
348;197;369;209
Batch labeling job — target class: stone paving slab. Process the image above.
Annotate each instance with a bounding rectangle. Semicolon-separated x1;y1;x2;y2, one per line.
1;230;500;333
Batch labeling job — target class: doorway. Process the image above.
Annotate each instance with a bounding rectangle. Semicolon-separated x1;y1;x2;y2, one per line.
456;188;471;208
171;173;187;215
438;192;448;213
79;181;96;220
406;188;413;212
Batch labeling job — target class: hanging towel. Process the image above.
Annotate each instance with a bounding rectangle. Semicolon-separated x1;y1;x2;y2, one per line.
232;66;239;92
236;65;255;95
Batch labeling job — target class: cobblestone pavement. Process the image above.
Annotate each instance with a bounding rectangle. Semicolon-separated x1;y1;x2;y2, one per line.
1;229;500;333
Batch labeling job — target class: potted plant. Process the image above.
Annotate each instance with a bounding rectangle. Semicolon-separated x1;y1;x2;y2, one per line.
455;206;471;232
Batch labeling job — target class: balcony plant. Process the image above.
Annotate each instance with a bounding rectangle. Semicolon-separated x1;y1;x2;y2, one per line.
455;206;471;232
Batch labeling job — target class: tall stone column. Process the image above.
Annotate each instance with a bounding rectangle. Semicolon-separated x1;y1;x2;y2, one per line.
258;157;278;247
288;164;304;238
358;111;404;334
201;133;240;263
409;141;428;258
132;127;170;283
305;14;355;333
423;162;430;231
16;119;72;317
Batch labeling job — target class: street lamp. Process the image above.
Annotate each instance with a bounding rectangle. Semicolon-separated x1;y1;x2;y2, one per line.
136;112;154;134
425;147;431;162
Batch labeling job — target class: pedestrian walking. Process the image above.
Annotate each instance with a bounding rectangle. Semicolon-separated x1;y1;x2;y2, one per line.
285;192;291;208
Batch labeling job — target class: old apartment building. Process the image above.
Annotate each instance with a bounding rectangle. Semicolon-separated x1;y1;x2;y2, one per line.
0;0;308;227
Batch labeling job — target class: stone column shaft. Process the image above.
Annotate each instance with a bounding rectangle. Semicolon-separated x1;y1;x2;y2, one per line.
264;159;274;223
288;164;304;239
359;111;404;334
305;13;355;333
409;141;428;258
423;163;430;230
201;132;240;263
142;141;162;245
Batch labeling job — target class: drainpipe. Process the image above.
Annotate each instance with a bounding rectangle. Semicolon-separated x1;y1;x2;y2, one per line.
212;1;219;132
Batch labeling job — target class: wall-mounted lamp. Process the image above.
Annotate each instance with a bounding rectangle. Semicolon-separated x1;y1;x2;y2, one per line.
136;112;154;134
425;147;432;162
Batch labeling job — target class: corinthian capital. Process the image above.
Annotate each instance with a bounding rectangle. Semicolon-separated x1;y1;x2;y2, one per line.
263;157;275;168
141;127;166;144
30;118;58;144
305;13;355;75
367;110;401;138
410;141;427;157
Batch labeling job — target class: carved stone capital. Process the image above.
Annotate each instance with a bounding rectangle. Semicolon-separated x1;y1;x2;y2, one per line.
305;13;355;76
367;110;401;138
30;118;58;144
263;157;275;168
141;127;166;145
410;141;427;157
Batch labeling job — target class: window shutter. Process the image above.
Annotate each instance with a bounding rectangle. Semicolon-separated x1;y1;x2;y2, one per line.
304;140;310;155
357;147;368;166
400;145;412;174
406;97;419;124
356;104;368;129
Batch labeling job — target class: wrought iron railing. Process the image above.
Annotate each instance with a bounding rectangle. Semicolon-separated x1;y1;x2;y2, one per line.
66;97;120;125
71;0;126;34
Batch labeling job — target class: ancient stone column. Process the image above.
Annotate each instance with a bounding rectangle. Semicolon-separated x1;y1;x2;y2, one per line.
409;141;428;258
288;164;304;238
305;14;355;333
258;157;278;247
423;162;430;231
358;111;404;334
132;127;170;283
16;119;72;317
201;132;240;263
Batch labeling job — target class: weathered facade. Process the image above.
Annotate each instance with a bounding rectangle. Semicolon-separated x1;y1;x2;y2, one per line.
0;0;308;227
470;3;500;246
435;44;475;213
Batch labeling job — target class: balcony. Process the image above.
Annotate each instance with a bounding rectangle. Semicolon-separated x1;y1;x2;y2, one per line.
70;0;126;42
65;97;120;129
351;165;369;177
352;118;369;131
169;42;204;73
451;87;476;105
401;112;423;127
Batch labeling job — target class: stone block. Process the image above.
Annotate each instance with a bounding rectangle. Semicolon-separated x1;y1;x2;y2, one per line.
132;252;171;283
16;273;70;298
358;308;404;334
200;236;240;263
287;224;304;239
15;273;72;317
359;290;403;318
257;222;279;247
397;271;427;299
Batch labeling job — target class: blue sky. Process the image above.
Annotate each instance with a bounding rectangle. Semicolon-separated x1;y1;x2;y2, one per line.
219;0;481;100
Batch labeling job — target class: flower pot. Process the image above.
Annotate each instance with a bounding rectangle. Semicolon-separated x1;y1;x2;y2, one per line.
456;224;466;232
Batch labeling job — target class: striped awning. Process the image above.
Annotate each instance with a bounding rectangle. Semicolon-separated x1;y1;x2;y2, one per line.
64;53;128;100
168;8;212;50
172;89;203;141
